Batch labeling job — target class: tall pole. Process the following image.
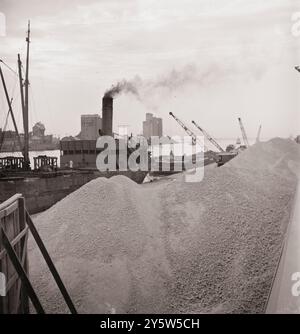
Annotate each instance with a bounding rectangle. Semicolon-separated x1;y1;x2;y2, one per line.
23;20;30;169
18;53;26;144
256;125;262;143
0;65;23;152
238;117;249;148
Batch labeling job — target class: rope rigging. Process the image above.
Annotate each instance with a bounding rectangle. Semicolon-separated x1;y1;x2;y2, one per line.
0;59;18;76
0;60;23;153
0;103;12;151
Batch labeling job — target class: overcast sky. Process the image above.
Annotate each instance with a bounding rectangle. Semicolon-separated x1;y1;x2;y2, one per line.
0;0;299;139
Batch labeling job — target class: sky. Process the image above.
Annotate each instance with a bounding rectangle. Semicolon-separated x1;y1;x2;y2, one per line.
0;0;300;140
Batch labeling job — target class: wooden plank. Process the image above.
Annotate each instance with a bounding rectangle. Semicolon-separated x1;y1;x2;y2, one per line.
9;209;21;313
0;225;8;314
4;212;17;313
2;201;19;217
3;213;18;284
0;194;29;314
0;194;22;212
2;215;15;313
0;226;28;260
1;226;45;314
13;231;28;314
6;271;18;292
18;196;29;314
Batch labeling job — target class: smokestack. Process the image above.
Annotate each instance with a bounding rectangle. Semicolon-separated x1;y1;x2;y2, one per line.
102;96;113;136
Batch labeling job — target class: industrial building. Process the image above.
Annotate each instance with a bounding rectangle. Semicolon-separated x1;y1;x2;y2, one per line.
32;122;45;137
30;122;57;150
60;96;114;168
0;122;59;152
80;114;102;140
143;113;163;139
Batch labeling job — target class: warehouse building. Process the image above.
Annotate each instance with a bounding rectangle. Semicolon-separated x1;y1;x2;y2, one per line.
143;113;163;139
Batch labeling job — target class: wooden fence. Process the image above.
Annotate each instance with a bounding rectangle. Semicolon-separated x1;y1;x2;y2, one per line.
0;194;77;314
0;194;29;313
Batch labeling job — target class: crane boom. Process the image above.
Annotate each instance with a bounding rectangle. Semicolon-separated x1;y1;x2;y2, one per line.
169;112;197;145
192;120;224;152
256;125;262;143
238;117;249;147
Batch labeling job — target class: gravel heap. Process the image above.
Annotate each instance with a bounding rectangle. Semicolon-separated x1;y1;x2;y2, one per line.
29;138;300;313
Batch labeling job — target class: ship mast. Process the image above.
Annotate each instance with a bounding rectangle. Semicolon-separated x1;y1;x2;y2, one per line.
17;53;26;144
0;64;23;152
23;20;31;169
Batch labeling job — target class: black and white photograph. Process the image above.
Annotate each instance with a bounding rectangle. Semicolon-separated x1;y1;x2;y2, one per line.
0;0;300;319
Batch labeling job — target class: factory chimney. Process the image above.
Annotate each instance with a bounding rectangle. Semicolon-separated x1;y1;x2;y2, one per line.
102;96;113;136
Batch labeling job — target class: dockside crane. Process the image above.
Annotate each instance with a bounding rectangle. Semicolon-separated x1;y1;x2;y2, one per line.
256;125;262;143
238;117;249;148
169;112;197;145
192;120;224;152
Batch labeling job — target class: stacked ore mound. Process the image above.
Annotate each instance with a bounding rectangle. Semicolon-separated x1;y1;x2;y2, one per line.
29;138;300;313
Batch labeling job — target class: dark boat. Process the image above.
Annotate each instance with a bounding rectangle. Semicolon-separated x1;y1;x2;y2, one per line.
149;151;216;176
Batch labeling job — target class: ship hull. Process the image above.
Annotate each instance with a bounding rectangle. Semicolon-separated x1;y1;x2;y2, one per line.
149;153;216;176
0;169;147;214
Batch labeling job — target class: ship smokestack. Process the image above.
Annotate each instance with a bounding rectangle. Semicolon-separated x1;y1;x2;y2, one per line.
102;96;113;136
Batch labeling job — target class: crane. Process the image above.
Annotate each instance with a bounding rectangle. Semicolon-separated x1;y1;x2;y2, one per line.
238;117;249;148
169;112;197;145
256;125;262;143
192;120;224;152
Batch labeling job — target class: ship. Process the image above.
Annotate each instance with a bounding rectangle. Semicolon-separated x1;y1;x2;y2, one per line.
0;22;147;214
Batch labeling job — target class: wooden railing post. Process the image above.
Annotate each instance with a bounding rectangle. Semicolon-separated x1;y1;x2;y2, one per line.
18;196;29;313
